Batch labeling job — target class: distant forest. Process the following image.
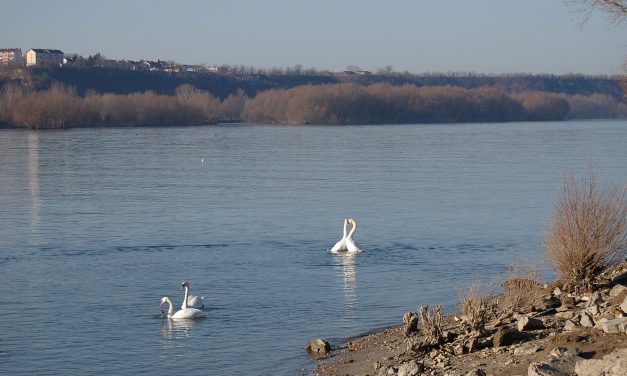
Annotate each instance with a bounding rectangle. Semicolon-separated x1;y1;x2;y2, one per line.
0;66;625;128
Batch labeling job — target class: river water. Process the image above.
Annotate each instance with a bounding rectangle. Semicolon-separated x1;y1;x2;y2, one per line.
1;120;626;375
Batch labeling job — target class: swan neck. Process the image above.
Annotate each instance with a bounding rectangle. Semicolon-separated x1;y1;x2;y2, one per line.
165;297;174;317
182;285;190;309
348;220;356;238
342;219;348;239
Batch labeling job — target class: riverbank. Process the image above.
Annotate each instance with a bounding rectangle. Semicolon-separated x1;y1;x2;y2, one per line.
313;261;627;376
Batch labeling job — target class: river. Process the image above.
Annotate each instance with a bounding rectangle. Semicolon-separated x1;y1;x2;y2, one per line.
1;120;626;375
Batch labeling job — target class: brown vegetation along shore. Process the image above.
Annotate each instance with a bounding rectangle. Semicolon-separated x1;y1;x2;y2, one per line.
0;83;245;129
314;262;627;376
1;80;626;129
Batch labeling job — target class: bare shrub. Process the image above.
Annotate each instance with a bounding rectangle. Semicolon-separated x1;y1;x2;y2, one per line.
402;311;419;337
419;305;443;345
544;172;627;289
458;281;499;333
501;263;543;313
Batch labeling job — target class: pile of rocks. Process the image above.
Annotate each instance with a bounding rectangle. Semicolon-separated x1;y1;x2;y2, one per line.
376;265;627;376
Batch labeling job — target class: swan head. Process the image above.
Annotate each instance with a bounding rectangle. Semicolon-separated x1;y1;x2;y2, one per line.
181;281;190;290
159;297;168;307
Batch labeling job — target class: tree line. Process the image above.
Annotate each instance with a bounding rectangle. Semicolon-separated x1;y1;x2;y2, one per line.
0;83;245;129
241;83;625;125
0;82;625;129
0;65;623;101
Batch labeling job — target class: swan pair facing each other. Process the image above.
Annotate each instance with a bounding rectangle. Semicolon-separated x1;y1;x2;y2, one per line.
330;218;362;254
160;281;206;319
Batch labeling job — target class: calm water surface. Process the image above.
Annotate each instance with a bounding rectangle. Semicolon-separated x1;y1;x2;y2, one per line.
1;120;626;375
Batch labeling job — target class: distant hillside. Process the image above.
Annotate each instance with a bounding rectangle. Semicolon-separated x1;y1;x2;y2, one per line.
0;66;623;100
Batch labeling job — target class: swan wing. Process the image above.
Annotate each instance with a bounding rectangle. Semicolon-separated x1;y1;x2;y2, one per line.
346;238;362;253
330;239;347;253
171;308;206;319
188;295;205;309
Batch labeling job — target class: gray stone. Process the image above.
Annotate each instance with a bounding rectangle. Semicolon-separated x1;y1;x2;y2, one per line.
585;292;602;307
528;355;583;376
493;325;516;347
304;338;331;357
513;343;542;356
599;317;627;334
553;287;563;297
575;347;627;376
585;304;599;316
579;312;594;328
593;317;609;330
563;319;579;331
560;296;576;309
549;347;581;358
397;360;423;376
555;311;576;320
609;284;627;297
518;316;545;332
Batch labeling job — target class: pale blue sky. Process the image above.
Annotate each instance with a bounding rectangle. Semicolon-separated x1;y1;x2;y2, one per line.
1;0;625;75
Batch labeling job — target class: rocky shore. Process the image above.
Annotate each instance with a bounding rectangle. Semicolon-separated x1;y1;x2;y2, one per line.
311;261;627;376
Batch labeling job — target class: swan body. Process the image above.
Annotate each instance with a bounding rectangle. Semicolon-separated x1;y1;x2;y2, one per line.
346;218;363;253
330;218;349;253
181;281;205;309
160;296;205;319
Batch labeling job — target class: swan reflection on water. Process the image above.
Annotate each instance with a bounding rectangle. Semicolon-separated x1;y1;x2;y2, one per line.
336;253;357;309
160;317;204;347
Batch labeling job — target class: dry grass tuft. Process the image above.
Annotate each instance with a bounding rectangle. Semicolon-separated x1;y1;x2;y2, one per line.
544;172;627;290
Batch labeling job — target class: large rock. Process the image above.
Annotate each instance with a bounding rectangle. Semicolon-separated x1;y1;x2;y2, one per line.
579;312;594;328
620;295;627;314
518;316;545;332
493;325;516;347
528;355;583;376
575;347;627;376
397;360;423;376
304;338;330;357
598;317;627;334
535;297;561;311
609;284;627;297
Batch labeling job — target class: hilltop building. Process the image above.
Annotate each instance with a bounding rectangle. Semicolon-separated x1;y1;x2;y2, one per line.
25;48;64;67
0;48;23;66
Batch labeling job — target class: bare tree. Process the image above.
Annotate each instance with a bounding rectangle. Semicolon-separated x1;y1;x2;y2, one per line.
567;1;627;99
567;0;627;24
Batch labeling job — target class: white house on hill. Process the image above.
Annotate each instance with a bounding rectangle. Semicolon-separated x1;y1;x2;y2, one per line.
0;48;22;66
25;48;64;66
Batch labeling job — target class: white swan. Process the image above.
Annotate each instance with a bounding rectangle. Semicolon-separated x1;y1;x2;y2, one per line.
180;281;205;309
330;218;349;253
346;218;363;253
160;297;205;319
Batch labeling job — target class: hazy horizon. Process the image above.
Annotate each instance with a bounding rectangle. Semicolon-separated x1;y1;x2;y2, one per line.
2;0;626;75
